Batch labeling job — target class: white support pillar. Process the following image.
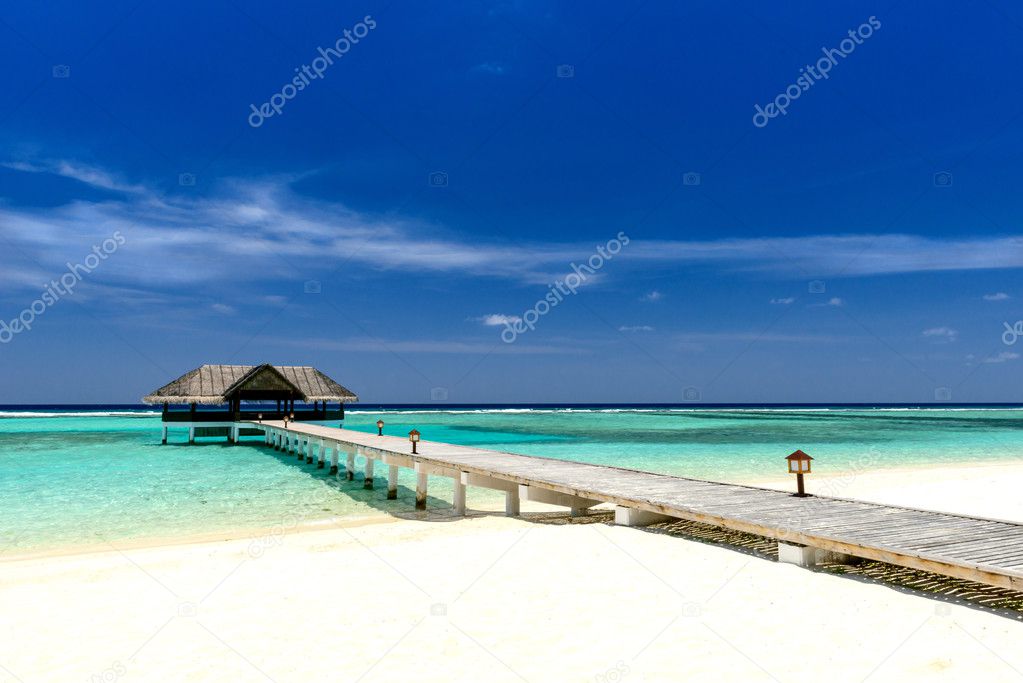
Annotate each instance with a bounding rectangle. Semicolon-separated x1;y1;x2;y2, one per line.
415;463;428;510
364;457;374;489
505;486;520;517
346;450;356;481
387;465;399;499
328;446;339;475
306;439;314;464
778;542;817;568
461;472;519;517
614;506;674;527
161;426;168;445
518;485;600;515
230;424;239;444
317;440;326;469
453;473;466;516
188;426;195;444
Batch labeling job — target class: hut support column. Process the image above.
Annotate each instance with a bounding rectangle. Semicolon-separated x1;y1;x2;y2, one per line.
229;424;239;444
329;447;339;476
317;440;325;469
161;426;168;445
346;450;355;481
387;465;398;499
364;458;374;489
453;474;466;516
415;463;428;510
188;426;195;444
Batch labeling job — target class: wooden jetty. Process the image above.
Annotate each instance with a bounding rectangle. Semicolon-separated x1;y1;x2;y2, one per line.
246;420;1023;592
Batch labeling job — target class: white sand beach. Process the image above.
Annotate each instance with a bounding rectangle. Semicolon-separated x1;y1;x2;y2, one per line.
3;463;1023;683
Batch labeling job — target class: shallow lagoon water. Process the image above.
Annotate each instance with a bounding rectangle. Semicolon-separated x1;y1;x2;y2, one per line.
2;408;1022;553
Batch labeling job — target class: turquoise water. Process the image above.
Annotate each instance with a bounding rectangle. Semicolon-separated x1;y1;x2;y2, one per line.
2;408;1023;554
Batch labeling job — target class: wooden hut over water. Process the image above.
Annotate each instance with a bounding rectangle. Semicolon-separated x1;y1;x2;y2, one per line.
143;364;358;443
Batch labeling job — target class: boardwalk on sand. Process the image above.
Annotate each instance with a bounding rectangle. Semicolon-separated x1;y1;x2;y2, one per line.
252;420;1023;592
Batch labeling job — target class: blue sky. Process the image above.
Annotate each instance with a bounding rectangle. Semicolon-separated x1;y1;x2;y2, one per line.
1;1;1021;404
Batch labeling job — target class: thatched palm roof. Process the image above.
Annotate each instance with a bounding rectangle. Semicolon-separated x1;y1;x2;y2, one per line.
142;364;358;405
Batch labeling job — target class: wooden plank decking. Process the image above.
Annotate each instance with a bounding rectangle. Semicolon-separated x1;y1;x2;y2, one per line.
251;421;1023;591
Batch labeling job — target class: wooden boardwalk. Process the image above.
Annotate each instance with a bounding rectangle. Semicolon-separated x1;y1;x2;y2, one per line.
251;421;1023;591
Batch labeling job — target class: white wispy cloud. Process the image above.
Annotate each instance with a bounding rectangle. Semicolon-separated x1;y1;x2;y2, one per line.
922;326;958;342
618;325;654;332
471;62;506;75
984;351;1019;363
476;314;521;326
983;292;1010;301
770;297;795;305
674;331;844;343
1;159;146;194
210;303;236;315
5;159;1023;300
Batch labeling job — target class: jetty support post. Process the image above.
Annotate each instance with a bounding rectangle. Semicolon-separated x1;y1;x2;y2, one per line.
229;424;239;444
453;473;466;516
614;506;674;528
388;465;399;499
460;472;519;517
329;445;339;476
506;486;520;516
415;462;428;510
519;485;600;517
161;426;168;445
364;456;374;489
188;426;195;444
778;542;817;568
306;439;314;464
346;449;356;481
317;439;325;469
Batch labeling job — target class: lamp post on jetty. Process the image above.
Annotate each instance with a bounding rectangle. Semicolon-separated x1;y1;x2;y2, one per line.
409;429;420;454
377;419;384;436
786;449;813;497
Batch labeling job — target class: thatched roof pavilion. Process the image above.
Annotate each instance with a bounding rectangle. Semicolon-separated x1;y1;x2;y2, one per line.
143;364;358;406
